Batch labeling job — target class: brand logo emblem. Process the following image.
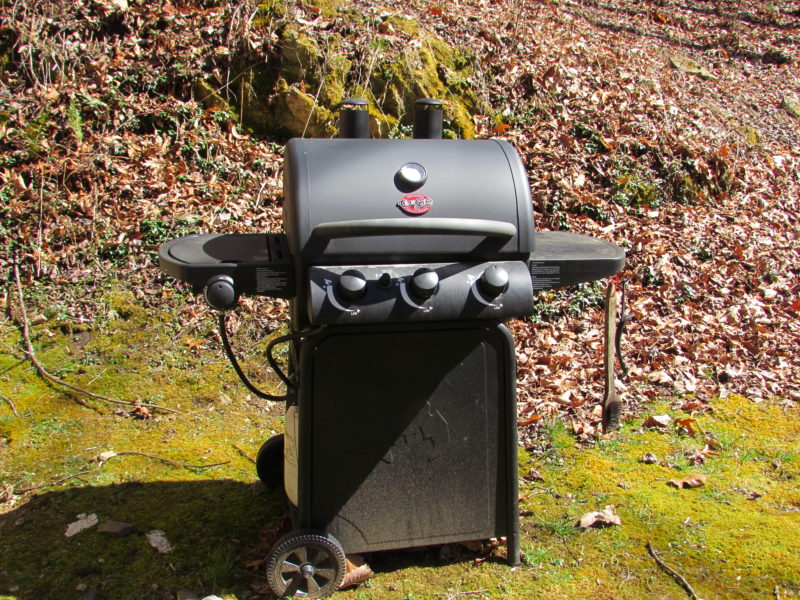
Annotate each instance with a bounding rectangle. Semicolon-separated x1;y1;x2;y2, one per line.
397;193;432;215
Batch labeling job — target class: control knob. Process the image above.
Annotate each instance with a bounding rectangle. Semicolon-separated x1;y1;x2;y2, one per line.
204;274;237;311
478;265;509;297
410;268;439;299
337;269;367;301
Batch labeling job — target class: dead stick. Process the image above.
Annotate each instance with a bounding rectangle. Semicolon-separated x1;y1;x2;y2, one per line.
232;444;256;464
646;541;700;600
1;393;19;416
11;264;179;414
561;535;580;564
14;470;91;494
434;591;488;599
111;451;230;470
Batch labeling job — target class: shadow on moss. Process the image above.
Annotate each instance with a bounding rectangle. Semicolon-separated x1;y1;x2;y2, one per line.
0;480;286;600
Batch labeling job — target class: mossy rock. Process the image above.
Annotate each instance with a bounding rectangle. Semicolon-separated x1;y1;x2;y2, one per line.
783;94;800;120
276;76;337;137
208;3;483;139
192;79;231;113
369;36;480;138
278;27;321;84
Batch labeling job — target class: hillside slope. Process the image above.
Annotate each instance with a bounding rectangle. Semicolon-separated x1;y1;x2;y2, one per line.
1;0;799;437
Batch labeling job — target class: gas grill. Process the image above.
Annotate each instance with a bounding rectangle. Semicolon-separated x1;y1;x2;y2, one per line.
159;99;624;598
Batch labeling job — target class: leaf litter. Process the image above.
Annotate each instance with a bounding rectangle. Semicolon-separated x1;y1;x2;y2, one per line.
1;1;799;596
1;0;798;447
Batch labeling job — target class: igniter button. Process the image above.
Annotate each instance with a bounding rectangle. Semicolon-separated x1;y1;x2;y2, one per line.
378;272;393;288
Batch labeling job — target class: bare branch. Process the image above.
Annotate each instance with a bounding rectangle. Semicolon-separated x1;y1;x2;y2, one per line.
11;263;179;415
647;541;701;600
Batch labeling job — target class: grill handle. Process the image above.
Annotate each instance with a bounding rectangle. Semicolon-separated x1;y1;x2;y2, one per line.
312;218;517;239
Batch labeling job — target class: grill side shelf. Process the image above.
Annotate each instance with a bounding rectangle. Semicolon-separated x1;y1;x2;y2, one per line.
529;231;625;290
158;233;295;298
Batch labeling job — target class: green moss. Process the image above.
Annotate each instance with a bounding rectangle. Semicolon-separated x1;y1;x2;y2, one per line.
370;36;479;138
102;289;147;320
1;284;290;598
611;170;660;209
515;396;800;600
739;125;760;145
193;78;234;114
301;0;345;19
7;284;796;599
383;14;420;36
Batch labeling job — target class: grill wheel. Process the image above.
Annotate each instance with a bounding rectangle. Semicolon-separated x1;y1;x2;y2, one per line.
255;433;284;490
266;531;346;599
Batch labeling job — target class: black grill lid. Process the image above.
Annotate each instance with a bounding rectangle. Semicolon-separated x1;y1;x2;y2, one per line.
283;138;535;265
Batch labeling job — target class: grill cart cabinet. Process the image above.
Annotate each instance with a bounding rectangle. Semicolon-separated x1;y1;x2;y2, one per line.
288;322;518;555
158;99;625;598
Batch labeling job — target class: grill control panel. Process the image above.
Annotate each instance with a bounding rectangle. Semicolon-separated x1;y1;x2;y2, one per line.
308;261;533;325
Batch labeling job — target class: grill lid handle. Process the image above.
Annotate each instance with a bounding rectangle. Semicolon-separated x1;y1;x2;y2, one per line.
312;218;517;239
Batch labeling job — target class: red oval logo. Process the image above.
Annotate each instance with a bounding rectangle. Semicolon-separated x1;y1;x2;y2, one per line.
397;193;432;215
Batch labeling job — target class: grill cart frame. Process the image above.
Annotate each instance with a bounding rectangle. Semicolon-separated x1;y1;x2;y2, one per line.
158;99;625;598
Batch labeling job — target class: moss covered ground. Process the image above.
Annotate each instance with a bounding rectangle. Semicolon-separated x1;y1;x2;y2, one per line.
1;286;798;599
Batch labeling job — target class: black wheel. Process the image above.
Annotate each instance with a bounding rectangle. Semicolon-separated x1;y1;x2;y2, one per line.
266;531;346;599
256;433;284;490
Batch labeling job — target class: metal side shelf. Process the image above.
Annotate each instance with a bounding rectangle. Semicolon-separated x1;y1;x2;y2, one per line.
529;231;626;290
158;233;294;297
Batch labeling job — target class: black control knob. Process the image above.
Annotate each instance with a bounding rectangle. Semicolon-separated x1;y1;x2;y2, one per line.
410;268;439;299
479;265;509;297
337;269;367;301
204;274;237;311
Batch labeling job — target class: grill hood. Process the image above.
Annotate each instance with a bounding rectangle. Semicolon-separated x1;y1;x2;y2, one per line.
283;138;536;265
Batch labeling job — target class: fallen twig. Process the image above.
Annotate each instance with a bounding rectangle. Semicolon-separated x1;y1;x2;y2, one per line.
646;541;701;600
1;393;19;416
434;591;489;599
232;444;256;464
14;470;91;494
108;450;230;470
561;535;581;564
11;263;179;415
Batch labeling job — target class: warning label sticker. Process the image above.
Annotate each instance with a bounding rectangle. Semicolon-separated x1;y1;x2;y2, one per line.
256;268;289;293
529;262;561;290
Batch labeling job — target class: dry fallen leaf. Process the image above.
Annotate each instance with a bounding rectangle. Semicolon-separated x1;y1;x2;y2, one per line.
95;450;118;463
667;474;707;489
339;555;374;589
643;414;672;429
518;413;541;426
685;450;706;466
65;513;98;537
524;468;545;482
674;417;698;436
145;530;174;554
679;401;713;414
647;370;674;385
578;505;621;528
641;452;659;464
